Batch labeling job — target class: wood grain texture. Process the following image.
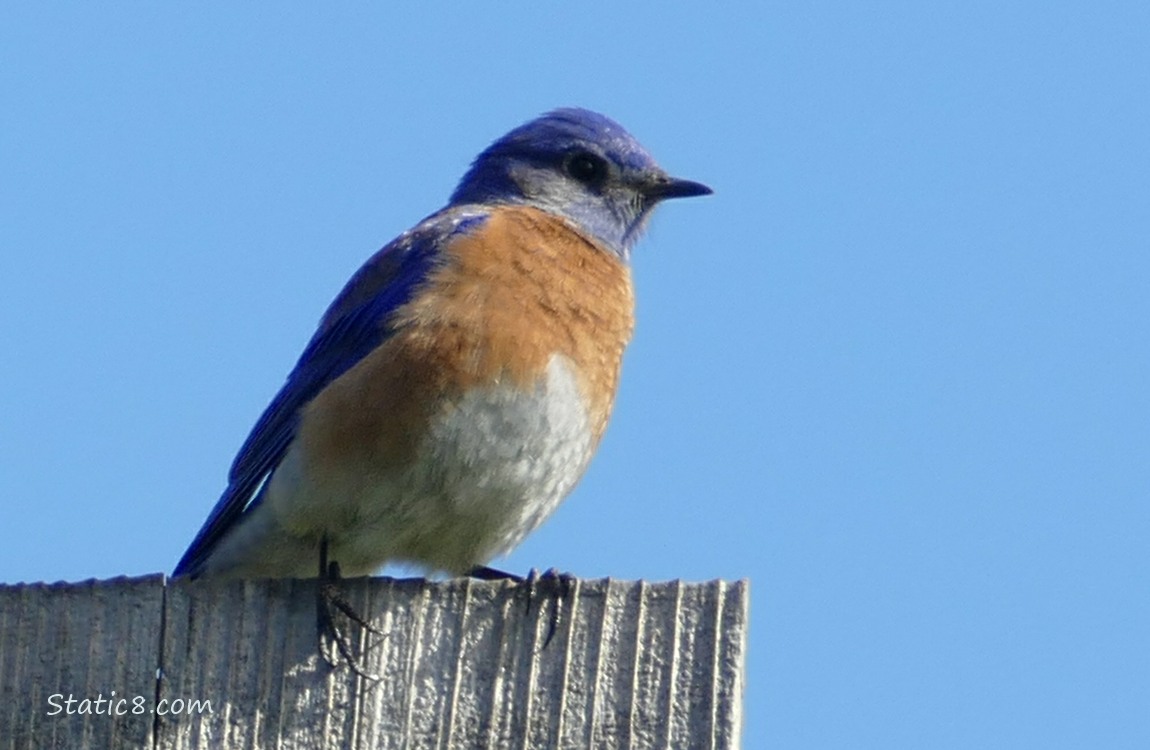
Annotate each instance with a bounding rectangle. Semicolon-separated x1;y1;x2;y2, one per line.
1;576;747;750
0;575;165;750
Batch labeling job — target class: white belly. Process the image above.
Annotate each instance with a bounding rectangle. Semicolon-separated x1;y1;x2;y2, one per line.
252;354;596;576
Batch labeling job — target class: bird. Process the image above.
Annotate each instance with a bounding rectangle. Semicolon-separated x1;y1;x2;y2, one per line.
173;107;711;582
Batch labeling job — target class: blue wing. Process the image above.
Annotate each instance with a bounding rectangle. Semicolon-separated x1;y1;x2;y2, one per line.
173;209;489;577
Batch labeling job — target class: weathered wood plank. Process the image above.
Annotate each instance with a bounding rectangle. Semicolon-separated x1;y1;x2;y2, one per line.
2;576;748;749
0;575;166;750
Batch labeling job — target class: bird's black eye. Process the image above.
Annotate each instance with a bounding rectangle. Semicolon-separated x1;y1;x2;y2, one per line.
564;152;608;186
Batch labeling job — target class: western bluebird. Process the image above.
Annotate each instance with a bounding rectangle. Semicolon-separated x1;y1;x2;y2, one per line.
174;108;711;581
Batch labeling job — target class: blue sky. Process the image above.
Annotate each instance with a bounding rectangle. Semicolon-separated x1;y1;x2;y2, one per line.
3;3;1148;747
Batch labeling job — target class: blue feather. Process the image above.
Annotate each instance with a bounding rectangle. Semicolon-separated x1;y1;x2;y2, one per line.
173;209;489;576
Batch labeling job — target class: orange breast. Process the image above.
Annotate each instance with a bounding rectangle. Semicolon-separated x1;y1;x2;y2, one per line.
298;206;635;475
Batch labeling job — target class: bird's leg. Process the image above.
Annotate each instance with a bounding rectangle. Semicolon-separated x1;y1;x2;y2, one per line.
530;568;575;649
466;564;524;582
316;536;381;680
466;564;574;649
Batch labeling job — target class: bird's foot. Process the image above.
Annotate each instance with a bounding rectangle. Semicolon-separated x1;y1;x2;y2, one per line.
316;546;381;680
466;564;575;649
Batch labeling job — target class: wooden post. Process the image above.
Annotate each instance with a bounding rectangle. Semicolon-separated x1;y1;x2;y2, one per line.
1;575;747;749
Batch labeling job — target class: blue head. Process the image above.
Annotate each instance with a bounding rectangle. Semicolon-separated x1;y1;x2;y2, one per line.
450;108;711;260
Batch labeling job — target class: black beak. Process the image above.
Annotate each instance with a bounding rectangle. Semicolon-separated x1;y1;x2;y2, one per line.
644;174;713;201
